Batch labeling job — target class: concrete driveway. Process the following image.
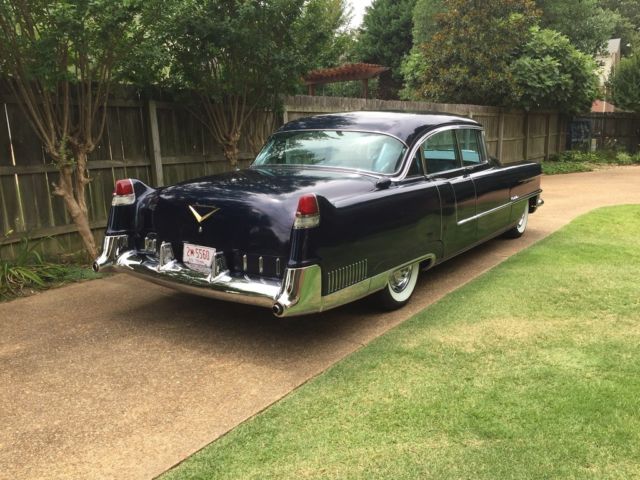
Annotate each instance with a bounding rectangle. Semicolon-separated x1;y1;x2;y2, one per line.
2;167;639;480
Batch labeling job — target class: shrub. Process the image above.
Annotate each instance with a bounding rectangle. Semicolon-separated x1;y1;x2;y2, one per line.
0;233;67;300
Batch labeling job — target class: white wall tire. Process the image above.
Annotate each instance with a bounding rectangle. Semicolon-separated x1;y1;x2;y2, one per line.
376;261;419;310
504;203;529;238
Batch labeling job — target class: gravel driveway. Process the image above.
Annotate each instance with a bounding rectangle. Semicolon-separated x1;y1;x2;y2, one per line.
2;167;639;480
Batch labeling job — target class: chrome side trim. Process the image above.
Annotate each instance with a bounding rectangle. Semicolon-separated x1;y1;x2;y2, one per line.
457;190;542;226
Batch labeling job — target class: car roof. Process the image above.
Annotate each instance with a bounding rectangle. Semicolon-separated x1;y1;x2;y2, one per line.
276;111;480;146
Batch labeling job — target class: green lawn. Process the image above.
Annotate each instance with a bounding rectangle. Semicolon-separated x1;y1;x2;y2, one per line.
163;206;640;480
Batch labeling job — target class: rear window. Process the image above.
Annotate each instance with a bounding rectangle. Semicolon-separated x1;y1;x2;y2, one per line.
253;130;407;175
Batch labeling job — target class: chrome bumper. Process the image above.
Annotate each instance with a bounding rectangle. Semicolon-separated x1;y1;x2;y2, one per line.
94;235;323;317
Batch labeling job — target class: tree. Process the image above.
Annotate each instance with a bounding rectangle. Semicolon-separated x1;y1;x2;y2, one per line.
510;27;599;113
404;0;540;106
164;0;327;166
356;0;417;99
609;52;640;112
294;0;352;70
535;0;618;55
599;0;640;55
0;0;143;258
411;0;446;45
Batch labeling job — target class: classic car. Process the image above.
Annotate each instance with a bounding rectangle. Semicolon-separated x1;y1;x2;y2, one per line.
93;111;543;317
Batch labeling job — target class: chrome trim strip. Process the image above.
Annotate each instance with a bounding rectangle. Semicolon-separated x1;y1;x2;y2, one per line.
457;190;542;226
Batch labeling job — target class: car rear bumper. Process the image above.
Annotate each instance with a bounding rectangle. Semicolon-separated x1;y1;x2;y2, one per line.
93;235;324;317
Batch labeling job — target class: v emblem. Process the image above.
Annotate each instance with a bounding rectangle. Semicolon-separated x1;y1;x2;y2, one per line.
188;205;220;224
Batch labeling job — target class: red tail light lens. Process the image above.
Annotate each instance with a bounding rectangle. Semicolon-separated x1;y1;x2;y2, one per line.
297;194;319;216
294;194;320;229
114;179;134;196
112;179;136;205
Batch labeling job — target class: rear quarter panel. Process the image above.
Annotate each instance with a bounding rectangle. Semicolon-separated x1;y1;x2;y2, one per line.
315;181;442;295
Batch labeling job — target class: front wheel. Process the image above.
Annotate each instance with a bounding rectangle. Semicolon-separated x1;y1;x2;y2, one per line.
376;261;420;311
503;203;529;239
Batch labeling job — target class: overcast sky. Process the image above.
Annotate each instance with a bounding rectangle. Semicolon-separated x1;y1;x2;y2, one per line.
348;0;373;29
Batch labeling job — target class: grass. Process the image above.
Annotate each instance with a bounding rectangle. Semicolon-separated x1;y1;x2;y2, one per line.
162;206;640;480
542;150;640;175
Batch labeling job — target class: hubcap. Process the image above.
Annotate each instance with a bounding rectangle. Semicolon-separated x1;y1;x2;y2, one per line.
390;265;412;293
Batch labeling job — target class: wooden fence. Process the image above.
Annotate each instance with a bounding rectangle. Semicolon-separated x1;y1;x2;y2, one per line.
581;112;640;153
1;94;567;259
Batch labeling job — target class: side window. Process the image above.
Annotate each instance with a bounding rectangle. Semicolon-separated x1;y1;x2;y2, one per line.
456;129;485;166
423;130;460;173
406;149;425;176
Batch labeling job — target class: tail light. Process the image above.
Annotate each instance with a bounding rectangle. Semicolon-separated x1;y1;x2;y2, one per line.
112;178;136;206
294;194;320;229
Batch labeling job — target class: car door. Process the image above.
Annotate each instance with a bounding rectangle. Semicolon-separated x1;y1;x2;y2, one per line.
420;128;478;258
456;128;512;240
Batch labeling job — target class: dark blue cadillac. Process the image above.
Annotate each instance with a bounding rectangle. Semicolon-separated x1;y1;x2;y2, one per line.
94;112;543;317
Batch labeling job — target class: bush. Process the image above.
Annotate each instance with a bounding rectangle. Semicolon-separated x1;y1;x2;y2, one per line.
1;233;70;300
609;52;640;113
543;149;640;174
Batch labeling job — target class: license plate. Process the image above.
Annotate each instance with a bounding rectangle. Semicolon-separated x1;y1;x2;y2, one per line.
183;242;216;272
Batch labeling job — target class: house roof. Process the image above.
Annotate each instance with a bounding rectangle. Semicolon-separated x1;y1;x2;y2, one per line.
607;38;621;55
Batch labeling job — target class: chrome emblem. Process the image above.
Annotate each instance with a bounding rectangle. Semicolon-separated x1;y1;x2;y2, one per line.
188;204;219;232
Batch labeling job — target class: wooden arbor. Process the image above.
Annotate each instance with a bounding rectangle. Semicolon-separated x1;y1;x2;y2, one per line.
303;63;389;99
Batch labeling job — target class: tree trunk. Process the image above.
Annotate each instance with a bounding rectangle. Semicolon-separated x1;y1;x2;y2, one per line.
52;162;97;259
222;130;241;167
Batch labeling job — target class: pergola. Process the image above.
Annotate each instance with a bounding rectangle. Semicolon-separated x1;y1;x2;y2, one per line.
303;63;390;99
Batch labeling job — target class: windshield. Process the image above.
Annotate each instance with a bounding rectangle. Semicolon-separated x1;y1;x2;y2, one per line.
253;130;407;175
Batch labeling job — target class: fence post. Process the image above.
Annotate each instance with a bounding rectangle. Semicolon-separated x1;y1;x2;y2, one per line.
544;113;551;161
497;112;504;162
147;99;164;187
523;112;530;161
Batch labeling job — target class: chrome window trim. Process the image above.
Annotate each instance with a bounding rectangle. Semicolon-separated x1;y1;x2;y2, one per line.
392;124;486;181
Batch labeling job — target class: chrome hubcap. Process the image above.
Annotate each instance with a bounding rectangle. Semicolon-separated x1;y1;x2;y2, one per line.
517;213;526;228
390;266;412;293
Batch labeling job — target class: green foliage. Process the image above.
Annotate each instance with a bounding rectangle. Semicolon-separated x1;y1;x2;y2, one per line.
0;0;143;90
609;52;640;112
510;27;599;113
294;0;352;70
535;0;619;55
356;0;417;99
0;233;66;300
403;0;540;105
164;0;305;104
411;0;446;45
598;0;640;55
542;149;640;174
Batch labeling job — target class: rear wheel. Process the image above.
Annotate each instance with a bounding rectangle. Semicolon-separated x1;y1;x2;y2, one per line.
377;261;419;310
503;202;529;238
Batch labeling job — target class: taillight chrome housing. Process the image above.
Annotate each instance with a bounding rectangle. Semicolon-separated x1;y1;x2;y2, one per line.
112;178;136;206
294;194;320;229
